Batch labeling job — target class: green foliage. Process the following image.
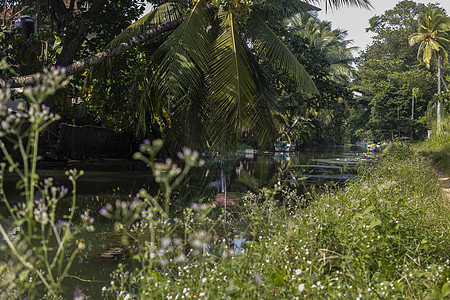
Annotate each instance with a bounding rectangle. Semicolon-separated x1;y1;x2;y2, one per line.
87;0;372;151
0;25;43;77
350;0;445;141
409;8;450;69
264;12;355;146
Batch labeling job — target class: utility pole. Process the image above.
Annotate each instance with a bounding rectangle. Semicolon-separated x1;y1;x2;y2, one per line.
437;56;441;135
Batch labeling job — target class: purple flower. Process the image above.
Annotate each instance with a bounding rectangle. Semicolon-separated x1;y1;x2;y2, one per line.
60;185;68;197
55;220;68;227
99;207;108;216
252;274;263;283
73;288;84;300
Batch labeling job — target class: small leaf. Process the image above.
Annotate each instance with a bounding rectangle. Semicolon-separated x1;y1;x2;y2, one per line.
442;282;450;298
370;219;382;229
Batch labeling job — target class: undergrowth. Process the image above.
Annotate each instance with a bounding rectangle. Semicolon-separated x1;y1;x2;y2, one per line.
103;143;450;299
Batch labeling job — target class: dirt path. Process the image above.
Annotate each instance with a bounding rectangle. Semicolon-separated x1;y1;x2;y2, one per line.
435;168;450;201
422;156;450;201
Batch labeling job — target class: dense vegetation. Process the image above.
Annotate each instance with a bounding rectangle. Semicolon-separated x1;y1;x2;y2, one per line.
0;0;449;298
1;0;370;153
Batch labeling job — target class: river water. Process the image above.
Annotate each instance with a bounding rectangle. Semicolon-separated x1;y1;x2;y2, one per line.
2;144;375;297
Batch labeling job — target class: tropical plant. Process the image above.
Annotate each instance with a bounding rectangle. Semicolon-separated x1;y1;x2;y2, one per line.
265;12;355;145
409;8;450;134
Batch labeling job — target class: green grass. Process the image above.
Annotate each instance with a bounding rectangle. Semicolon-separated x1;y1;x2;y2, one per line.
103;144;450;299
412;132;450;175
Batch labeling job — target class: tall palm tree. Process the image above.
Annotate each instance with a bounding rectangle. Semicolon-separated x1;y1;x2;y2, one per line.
409;8;450;134
285;13;356;83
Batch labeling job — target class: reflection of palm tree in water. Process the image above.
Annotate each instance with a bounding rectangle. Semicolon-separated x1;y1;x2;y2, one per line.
237;156;292;193
213;162;237;207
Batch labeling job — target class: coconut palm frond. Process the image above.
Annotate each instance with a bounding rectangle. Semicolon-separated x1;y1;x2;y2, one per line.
152;0;210;101
255;0;320;19
84;3;184;86
410;9;450;68
409;32;425;46
245;45;280;146
205;12;259;150
310;0;372;11
328;63;355;83
248;13;318;94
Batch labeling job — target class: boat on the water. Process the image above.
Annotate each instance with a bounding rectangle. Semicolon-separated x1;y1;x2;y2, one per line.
274;141;295;152
366;142;380;152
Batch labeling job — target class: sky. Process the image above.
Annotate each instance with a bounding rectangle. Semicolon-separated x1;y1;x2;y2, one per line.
316;0;450;54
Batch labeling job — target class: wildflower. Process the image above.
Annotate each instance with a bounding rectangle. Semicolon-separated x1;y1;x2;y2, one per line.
73;288;85;300
298;283;305;292
252;274;263;283
295;269;302;275
55;220;68;227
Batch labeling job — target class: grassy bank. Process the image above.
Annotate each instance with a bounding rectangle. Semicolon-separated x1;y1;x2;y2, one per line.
412;133;450;175
104;144;450;299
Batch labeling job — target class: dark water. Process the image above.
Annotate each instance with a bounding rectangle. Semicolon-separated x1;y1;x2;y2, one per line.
1;145;375;297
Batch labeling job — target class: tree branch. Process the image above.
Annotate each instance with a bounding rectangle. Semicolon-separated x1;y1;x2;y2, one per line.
0;18;185;88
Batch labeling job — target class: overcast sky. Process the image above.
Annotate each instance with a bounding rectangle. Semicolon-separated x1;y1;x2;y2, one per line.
316;1;450;54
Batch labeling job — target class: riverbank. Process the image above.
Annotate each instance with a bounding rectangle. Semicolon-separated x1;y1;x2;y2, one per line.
101;143;450;299
411;133;450;201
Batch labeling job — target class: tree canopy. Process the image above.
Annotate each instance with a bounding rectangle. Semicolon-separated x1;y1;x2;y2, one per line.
1;0;372;152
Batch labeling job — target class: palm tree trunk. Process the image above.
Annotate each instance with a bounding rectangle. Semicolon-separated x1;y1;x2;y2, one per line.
411;90;414;140
0;18;185;88
437;55;441;135
3;0;7;26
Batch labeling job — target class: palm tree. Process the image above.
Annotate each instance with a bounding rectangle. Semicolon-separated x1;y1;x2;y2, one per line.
97;0;371;150
285;13;356;83
409;8;450;134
